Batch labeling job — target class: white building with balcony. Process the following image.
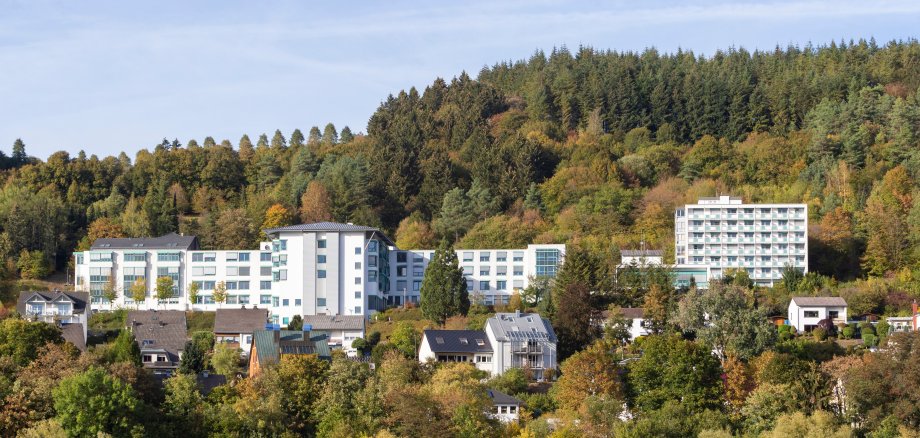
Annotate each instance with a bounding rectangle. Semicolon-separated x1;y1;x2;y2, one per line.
675;196;808;287
73;223;565;326
17;291;90;350
485;312;557;380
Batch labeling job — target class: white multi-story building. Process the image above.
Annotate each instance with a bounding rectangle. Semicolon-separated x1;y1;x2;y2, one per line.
73;223;565;326
674;196;808;287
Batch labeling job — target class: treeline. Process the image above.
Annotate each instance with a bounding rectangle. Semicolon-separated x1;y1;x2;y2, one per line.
2;39;920;294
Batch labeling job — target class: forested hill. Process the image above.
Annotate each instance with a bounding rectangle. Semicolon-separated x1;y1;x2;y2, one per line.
4;39;920;295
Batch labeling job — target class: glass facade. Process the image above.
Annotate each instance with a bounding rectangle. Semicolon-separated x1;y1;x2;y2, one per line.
535;249;561;277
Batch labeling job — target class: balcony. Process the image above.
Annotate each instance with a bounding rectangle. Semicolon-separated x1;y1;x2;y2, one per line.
513;345;543;354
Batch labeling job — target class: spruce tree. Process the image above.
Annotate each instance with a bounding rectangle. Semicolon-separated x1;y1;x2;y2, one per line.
11;138;26;166
322;123;338;145
271;129;287;151
340;126;354;143
308;126;322;145
290;129;305;149
420;241;469;326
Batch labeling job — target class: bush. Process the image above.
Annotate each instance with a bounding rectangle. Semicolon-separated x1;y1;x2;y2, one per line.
877;320;890;342
841;325;855;339
811;327;827;341
777;325;794;341
816;319;837;337
858;321;875;337
16;250;50;279
862;333;878;348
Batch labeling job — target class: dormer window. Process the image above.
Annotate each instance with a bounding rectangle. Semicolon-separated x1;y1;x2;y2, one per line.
459;338;468;345
435;337;444;344
476;339;485;346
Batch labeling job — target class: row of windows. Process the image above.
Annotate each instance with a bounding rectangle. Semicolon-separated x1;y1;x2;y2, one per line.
460;266;524;276
461;251;524;263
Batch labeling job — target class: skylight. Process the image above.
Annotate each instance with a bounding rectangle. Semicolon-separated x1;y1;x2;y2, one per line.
435;337;444;344
459;338;468;344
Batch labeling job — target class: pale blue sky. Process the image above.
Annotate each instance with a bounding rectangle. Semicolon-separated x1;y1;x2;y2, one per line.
2;0;920;159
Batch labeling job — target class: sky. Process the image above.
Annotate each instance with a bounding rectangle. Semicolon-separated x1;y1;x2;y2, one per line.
2;0;920;159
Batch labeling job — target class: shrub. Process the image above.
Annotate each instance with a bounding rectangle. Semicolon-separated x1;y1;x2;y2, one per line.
777;325;794;342
811;327;827;341
858;321;875;337
816;319;837;337
877;320;890;343
16;250;50;279
862;333;878;348
841;325;855;339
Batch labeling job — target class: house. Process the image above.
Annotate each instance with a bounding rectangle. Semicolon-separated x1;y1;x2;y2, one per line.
418;329;494;373
601;307;649;342
214;307;269;356
487;389;523;423
17;291;90;350
248;329;331;376
787;297;848;333
484;312;557;380
620;250;664;266
888;302;919;333
127;310;188;374
300;315;366;352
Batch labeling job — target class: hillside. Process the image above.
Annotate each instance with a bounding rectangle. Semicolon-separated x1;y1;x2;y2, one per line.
2;39;920;314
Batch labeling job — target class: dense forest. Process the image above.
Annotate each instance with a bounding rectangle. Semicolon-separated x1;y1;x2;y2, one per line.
4;39;920;307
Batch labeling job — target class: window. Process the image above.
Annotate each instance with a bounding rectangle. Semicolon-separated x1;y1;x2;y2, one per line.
413;267;424;277
273;297;279;307
480;267;490;276
295;299;301;306
804;310;819;318
76;254;84;265
480;281;490;290
240;252;251;261
535;249;560;277
480;252;490;262
496;266;507;276
90;252;113;262
513;251;524;262
226;281;238;290
513;266;523;276
260;252;271;262
463;252;474;262
279;270;288;281
513;280;524;289
413;253;424;263
466;280;474;291
368;240;378;252
124;253;146;262
497;251;507;262
396;280;407;291
227;295;239;305
318;270;326;278
397;266;407;276
828;310;839;319
157;252;181;262
260;266;272;276
192;266;216;276
496;280;507;290
239;267;251;276
238;281;250;290
226;252;238;261
368;255;377;267
462;266;473;276
227;266;239;276
260;281;272;290
282;299;289;306
397;252;407;263
318;239;326;248
355;262;361;269
355;277;362;285
355;291;361;299
413;281;421;291
317;255;327;264
317;298;327;307
354;306;362;314
368;270;377;282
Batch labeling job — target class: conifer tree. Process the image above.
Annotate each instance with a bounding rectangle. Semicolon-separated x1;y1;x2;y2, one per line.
308;126;322;145
420;241;469;326
340;126;354;143
290;128;305;149
271;129;287;151
322;123;338;145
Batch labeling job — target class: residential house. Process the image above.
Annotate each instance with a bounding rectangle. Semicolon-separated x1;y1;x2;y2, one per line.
787;297;848;333
601;307;649;342
620;250;664;266
484;312;557;380
17;291;90;350
300;315;366;352
127;310;187;374
888;302;919;333
214;307;269;356
418;329;494;373
487;389;523;423
248;329;331;376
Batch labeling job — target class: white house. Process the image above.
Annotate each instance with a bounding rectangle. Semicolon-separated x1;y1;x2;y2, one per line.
787;297;848;333
484;312;557;380
487;389;523;423
300;315;366;353
619;250;664;266
17;291;90;350
419;329;494;374
602;307;650;342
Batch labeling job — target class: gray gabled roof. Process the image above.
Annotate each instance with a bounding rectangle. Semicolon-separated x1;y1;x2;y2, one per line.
423;330;493;353
17;291;89;315
127;310;188;367
487;388;522;405
214;307;269;334
791;296;847;307
263;222;395;246
621;249;663;257
486;312;557;343
90;232;198;250
301;315;366;331
61;323;86;351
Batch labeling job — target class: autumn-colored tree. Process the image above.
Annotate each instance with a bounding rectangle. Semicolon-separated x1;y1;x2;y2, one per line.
553;341;622;413
77;217;126;250
643;283;672;334
187;281;200;306
213;281;227;308
262;203;294;229
723;354;755;417
395;215;436;249
299;180;333;223
130;277;146;307
156;276;175;305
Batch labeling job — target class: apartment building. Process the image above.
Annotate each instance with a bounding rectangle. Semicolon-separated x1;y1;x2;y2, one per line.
74;222;565;324
674;196;808;287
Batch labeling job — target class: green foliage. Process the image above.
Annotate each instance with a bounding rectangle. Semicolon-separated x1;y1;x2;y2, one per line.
106;329;141;365
675;284;776;360
812;327;828;341
15;250;50;279
420;241;469;326
488;367;528;396
389;321;421;358
0;317;63;366
53;367;143;437
211;343;240;377
287;314;303;331
862;333;878;347
179;340;205;374
626;334;723;414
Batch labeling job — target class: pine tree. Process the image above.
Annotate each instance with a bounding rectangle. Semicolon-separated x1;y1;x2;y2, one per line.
523;183;544;212
340;126;354;143
322;123;338;145
290;129;305;149
271;129;287;151
11;138;27;166
238;134;255;162
203;137;216;148
257;133;269;150
308;126;322;145
420;241;469;326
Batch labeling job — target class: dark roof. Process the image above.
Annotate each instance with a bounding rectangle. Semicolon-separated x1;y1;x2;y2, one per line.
17;291;90;315
197;373;227;395
214;308;269;334
90;232;198;251
301;315;366;331
422;330;492;353
252;330;332;367
621;249;663;257
127;310;188;367
61;323;86;351
791;297;847;307
263;222;395;246
602;307;645;320
488;388;523;406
